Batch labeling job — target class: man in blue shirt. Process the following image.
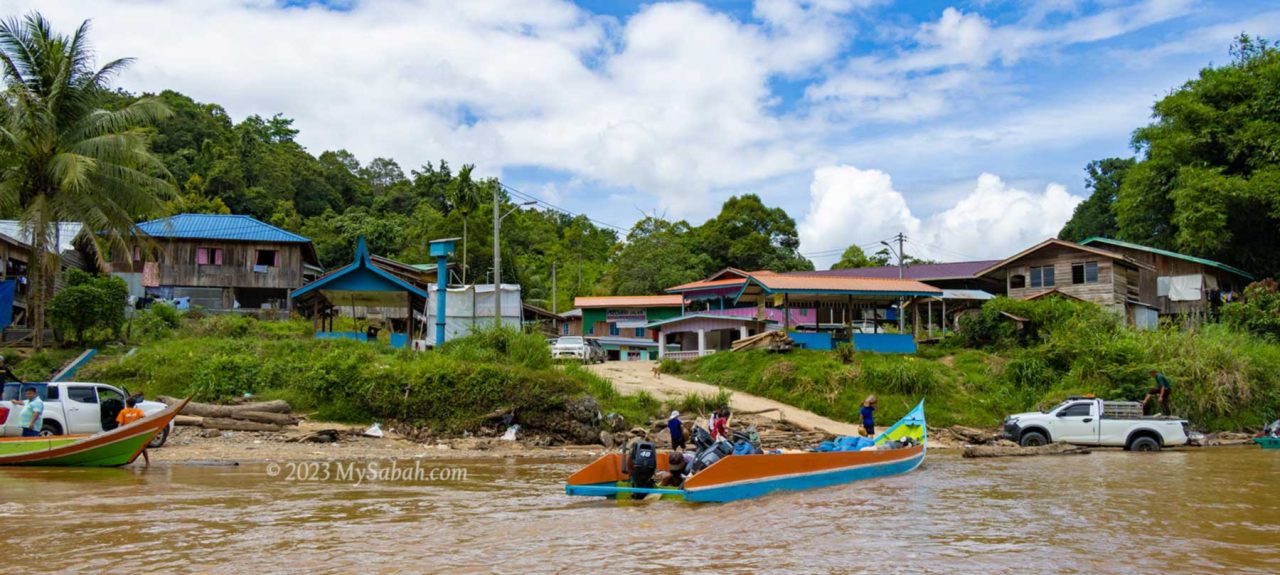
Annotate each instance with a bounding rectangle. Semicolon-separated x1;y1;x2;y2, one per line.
11;387;44;437
667;411;685;450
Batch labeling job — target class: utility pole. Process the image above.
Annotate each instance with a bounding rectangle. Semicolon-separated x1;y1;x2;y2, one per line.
896;232;906;332
551;261;557;315
493;186;502;329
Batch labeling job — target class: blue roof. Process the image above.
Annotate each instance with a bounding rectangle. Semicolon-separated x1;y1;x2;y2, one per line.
137;214;311;244
291;237;430;302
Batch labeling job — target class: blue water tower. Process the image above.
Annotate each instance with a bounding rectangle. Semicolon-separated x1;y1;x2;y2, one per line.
428;238;459;346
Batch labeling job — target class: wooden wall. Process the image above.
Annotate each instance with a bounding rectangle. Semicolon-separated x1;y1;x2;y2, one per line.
1090;243;1249;314
1004;244;1137;306
109;239;308;290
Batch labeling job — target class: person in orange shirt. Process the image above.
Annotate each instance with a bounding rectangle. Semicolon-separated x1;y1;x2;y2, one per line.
116;397;146;426
117;397;150;465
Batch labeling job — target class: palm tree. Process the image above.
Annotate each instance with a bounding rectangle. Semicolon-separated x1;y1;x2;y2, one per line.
0;13;175;349
447;164;483;283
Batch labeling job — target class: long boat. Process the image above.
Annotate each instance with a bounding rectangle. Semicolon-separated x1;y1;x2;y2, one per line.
0;398;188;467
566;400;926;503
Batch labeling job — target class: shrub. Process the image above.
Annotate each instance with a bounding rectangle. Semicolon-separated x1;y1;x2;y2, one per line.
131;304;181;342
1222;279;1280;340
48;269;128;344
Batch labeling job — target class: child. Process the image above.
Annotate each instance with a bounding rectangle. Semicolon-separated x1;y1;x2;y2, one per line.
859;395;877;438
712;406;731;442
116;397;146;426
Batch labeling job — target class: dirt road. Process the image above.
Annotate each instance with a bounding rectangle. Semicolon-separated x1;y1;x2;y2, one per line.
587;361;860;436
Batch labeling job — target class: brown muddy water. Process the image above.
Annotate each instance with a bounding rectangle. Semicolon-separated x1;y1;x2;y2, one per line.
1;448;1277;574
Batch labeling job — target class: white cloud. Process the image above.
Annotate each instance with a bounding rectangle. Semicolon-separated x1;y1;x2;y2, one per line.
798;166;1084;267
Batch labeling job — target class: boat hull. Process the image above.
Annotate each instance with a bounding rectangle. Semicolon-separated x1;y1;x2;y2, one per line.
1255;437;1280;450
0;398;187;467
566;400;927;503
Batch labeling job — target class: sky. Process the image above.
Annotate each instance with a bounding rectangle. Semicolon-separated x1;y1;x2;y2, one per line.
7;0;1279;268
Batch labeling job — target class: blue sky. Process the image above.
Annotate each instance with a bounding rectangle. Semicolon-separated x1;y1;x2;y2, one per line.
11;0;1280;266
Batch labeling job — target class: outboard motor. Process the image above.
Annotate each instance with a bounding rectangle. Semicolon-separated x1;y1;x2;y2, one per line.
691;438;734;474
628;441;658;498
691;426;714;451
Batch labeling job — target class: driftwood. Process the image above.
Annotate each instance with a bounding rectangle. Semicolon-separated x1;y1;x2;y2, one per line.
199;417;282;432
963;442;1091;458
234;411;299;426
158;396;292;416
285;429;340;443
175;415;204;427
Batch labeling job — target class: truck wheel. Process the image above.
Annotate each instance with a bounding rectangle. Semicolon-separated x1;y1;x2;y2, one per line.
1019;431;1048;447
148;425;170;448
40;421;63;436
1129;436;1160;452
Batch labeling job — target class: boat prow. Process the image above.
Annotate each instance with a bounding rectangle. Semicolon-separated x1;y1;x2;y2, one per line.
566;400;927;503
0;397;189;467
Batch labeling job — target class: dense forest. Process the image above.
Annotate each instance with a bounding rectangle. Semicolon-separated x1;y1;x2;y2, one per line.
77;90;815;311
1059;35;1280;279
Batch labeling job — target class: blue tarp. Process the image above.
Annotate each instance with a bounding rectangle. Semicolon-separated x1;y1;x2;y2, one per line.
852;333;916;354
0;280;14;330
815;435;876;452
787;331;833;350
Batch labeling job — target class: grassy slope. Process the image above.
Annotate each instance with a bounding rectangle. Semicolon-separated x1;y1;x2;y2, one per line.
667;301;1280;432
78;315;669;431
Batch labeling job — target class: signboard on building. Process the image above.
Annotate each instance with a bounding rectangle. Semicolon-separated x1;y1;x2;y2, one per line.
607;309;648;328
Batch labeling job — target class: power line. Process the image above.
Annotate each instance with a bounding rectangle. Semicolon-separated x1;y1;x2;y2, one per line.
498;182;629;233
801;240;884;258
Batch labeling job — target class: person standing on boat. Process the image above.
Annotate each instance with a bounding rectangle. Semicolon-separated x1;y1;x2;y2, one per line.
860;395;877;438
667;411;685;450
10;387;43;437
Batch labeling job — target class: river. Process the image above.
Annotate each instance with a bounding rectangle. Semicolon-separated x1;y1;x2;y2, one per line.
1;447;1276;574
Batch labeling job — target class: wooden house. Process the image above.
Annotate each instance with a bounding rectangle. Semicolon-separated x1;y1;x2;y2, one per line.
108;214;320;310
0;221;91;331
1079;237;1254;316
975;239;1159;328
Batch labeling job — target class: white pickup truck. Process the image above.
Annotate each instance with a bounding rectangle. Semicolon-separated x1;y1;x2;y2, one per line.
1002;397;1190;451
1;381;173;448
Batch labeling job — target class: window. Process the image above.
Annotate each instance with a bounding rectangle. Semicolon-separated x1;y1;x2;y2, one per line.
196;247;224;266
1072;261;1099;284
66;385;98;404
97;386;125;404
255;249;279;267
561;323;569;335
634;328;645;337
609;323;620;336
1030;266;1055;288
1010;274;1026;289
132;246;142;264
1059;403;1092;417
585;324;594;335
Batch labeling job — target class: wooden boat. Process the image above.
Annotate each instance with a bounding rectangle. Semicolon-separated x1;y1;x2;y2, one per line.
1254;437;1279;449
0;398;188;467
566;400;926;503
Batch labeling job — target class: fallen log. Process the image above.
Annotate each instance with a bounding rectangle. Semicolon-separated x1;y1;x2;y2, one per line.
963;442;1091;458
158;396;292;417
232;411;299;426
199;417;282;432
946;425;999;444
175;415;203;427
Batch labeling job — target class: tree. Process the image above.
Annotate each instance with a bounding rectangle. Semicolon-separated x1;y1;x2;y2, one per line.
1058;158;1135;242
447;164;485;283
831;244;890;269
698;194;813;272
612;217;713;295
0;13;175;348
1109;34;1280;277
47;269;128;344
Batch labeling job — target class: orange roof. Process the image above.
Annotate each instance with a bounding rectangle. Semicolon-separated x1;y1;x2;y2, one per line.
574;295;684;308
666;270;774;292
742;274;943;295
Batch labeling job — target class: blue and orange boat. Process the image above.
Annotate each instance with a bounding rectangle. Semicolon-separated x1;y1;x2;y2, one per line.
566;400;927;503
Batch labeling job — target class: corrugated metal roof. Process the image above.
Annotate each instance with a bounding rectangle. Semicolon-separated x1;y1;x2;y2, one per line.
937;289;995;300
574;295;684;308
137;214;311;243
1080;237;1254;280
744;274;943;295
665;277;748;292
0;221;83;253
644;313;764;328
975;238;1153;277
800;261;1001;281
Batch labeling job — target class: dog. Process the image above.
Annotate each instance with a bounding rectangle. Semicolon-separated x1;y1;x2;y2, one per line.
651;363;662;379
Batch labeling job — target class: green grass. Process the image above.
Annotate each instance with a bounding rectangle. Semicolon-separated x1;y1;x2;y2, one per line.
79;316;670;432
675;299;1280;432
